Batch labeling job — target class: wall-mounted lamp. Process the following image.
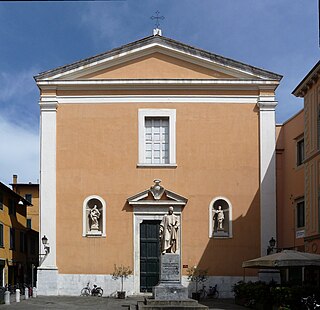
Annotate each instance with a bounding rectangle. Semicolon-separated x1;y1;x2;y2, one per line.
42;235;50;254
18;200;24;206
267;237;276;255
39;235;50;265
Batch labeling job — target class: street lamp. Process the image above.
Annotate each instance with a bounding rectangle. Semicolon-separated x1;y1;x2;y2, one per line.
42;235;48;246
267;237;276;255
39;235;50;265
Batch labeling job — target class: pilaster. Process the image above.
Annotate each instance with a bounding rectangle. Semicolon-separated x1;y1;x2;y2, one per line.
258;97;277;255
39;100;58;269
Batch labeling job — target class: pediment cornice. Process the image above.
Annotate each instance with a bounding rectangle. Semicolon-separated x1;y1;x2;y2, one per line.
127;179;187;206
35;35;282;83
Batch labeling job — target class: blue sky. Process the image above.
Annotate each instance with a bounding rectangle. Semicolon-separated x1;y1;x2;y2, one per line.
0;0;319;185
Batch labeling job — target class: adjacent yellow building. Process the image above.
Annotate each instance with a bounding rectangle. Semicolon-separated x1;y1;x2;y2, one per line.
293;61;320;254
274;61;320;285
11;175;39;232
0;181;37;286
276;110;305;251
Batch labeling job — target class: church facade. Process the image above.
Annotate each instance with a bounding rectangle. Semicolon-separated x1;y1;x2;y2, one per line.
35;33;281;296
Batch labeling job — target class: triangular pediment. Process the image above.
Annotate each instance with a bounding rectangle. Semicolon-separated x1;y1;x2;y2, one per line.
80;52;235;80
35;35;281;82
127;180;187;206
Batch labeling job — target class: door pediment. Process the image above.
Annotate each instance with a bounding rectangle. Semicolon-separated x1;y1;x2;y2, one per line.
127;179;187;206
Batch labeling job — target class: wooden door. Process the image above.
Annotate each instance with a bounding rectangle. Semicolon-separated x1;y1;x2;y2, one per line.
140;220;160;292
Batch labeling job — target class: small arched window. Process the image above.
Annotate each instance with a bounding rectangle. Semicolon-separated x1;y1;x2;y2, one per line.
209;197;232;238
83;195;106;237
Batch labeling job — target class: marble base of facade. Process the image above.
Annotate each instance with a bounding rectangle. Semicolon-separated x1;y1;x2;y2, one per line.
37;267;59;296
137;298;208;309
36;272;256;297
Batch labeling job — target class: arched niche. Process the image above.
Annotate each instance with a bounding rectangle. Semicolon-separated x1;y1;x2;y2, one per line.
82;195;106;237
209;197;232;238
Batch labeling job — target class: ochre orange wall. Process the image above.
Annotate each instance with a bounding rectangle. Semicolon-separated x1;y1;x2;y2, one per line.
276;110;304;249
303;77;320;251
56;100;260;276
81;52;234;80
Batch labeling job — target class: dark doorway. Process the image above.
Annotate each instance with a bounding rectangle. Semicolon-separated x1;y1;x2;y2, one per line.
140;220;161;292
8;266;16;285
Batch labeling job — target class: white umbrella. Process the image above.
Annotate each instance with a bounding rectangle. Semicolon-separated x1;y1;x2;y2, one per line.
242;250;320;269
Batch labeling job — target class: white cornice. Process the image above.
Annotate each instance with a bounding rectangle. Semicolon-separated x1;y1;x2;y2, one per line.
129;201;185;205
257;100;277;111
38;79;279;94
53;95;259;104
39;101;58;111
37;79;279;87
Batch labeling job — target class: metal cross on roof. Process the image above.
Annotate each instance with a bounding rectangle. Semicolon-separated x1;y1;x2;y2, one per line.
151;10;165;29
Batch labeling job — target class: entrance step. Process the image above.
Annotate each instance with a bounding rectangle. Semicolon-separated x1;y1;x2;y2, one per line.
137;298;208;309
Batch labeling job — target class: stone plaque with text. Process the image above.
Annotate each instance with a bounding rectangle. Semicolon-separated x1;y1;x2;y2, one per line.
160;253;180;282
153;253;188;300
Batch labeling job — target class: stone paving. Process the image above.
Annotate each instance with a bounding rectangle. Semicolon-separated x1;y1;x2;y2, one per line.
0;296;247;309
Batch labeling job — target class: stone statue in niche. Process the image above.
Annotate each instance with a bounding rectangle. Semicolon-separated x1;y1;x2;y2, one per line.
159;206;179;254
89;205;101;230
213;205;224;231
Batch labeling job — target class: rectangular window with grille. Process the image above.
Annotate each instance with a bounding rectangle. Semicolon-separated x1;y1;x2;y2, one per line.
296;200;305;228
145;117;169;164
0;224;3;247
138;109;176;166
297;139;304;166
10;228;15;250
25;194;32;204
27;219;32;229
8;199;16;216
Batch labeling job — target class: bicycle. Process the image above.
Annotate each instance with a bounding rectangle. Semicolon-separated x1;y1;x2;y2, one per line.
199;284;219;300
80;282;103;297
302;295;320;310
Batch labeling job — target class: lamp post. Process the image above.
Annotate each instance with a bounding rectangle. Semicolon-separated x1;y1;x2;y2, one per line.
39;235;50;265
41;235;48;248
267;237;276;255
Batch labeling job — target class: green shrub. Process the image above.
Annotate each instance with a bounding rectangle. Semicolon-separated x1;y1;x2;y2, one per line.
232;281;320;309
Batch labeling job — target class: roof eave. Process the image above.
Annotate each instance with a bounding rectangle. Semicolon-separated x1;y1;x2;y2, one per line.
0;182;33;206
34;35;157;81
35;35;282;82
37;79;280;88
292;60;320;97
